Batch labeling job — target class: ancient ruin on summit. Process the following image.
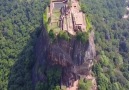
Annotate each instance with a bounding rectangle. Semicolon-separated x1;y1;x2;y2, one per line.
47;0;86;35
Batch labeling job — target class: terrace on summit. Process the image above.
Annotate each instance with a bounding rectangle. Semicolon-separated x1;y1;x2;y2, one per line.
46;0;87;35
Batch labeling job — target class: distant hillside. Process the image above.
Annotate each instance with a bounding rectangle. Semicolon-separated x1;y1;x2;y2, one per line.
0;0;49;90
0;0;129;90
80;0;129;90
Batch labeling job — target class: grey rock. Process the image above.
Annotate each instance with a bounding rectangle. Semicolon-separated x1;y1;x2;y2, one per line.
33;29;96;87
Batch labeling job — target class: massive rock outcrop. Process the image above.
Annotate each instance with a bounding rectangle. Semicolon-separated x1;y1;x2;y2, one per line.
33;28;96;89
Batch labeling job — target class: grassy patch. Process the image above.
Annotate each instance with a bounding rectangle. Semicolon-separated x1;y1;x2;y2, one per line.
52;11;60;20
78;79;92;90
43;7;48;31
48;9;61;33
85;15;92;32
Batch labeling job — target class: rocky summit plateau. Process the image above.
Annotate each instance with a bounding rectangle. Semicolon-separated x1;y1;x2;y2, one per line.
32;1;97;90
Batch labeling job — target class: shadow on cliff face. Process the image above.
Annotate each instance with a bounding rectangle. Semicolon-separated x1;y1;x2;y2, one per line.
32;26;63;90
7;23;96;90
7;27;42;90
7;25;63;90
32;27;96;89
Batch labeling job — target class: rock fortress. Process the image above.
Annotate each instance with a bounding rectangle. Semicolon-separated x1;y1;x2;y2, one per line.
33;0;97;90
47;0;87;35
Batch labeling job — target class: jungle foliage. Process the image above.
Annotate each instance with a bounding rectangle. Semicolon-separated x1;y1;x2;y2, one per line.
80;0;129;90
1;0;129;90
0;0;49;90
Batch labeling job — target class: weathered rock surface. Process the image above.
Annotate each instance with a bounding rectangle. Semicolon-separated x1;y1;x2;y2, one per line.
33;29;96;89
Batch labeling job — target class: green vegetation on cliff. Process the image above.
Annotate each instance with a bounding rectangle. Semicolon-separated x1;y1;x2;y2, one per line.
85;15;92;32
58;31;70;41
78;79;92;90
43;7;48;30
76;32;89;43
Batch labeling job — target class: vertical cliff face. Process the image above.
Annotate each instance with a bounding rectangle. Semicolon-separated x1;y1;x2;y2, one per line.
33;29;96;89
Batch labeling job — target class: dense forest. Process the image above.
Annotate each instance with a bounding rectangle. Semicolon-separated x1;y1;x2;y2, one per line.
80;0;129;89
0;0;129;90
0;0;49;90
